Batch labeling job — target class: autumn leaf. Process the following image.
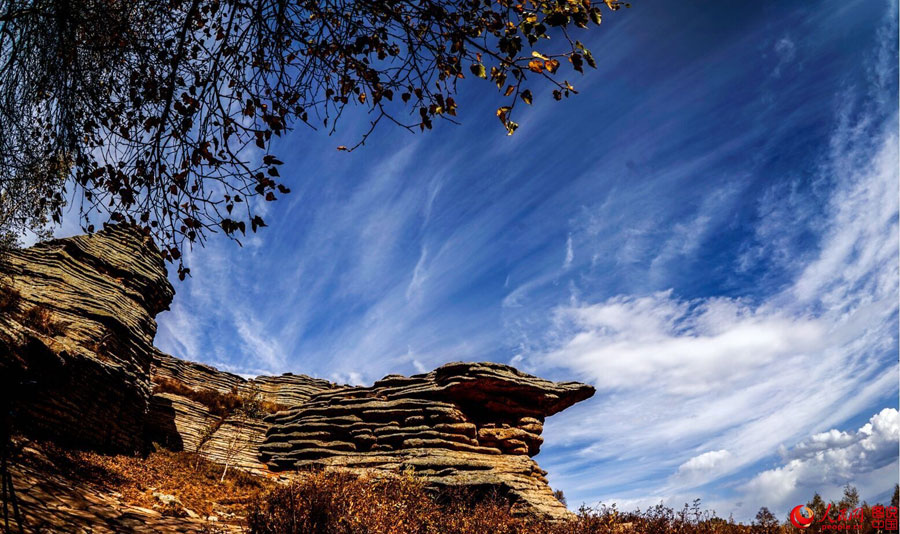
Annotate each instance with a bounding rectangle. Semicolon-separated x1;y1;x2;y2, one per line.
0;0;628;273
570;53;584;73
496;106;511;124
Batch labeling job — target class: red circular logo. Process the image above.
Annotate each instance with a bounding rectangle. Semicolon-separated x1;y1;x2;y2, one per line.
790;505;815;529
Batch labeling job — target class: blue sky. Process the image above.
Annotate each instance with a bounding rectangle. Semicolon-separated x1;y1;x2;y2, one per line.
85;0;899;521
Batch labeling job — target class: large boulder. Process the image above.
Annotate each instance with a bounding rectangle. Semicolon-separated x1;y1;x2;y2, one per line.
0;225;173;452
259;362;594;520
147;355;595;520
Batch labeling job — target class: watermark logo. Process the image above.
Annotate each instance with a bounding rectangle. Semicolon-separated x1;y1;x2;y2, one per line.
790;506;814;529
788;504;898;531
872;505;899;531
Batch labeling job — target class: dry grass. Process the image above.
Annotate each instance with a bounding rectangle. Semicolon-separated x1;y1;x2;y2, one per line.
259;400;289;414
246;471;759;534
0;281;22;313
21;305;66;336
246;475;900;534
18;440;896;534
154;377;245;418
27;441;274;519
246;470;534;534
153;378;287;418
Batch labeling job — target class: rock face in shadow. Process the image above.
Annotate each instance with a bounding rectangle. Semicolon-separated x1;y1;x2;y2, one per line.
0;228;596;520
0;225;173;452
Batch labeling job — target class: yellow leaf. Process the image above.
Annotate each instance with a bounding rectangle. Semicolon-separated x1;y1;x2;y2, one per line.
496;106;511;123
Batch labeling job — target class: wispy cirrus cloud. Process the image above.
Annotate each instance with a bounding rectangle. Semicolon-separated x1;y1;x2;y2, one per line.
528;37;898;519
143;0;897;522
532;108;897;513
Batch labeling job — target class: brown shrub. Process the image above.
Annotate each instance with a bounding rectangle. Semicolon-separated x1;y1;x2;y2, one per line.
246;472;765;534
22;305;66;336
26;440;273;519
153;378;244;418
0;281;21;313
153;378;287;418
259;400;288;415
248;470;556;534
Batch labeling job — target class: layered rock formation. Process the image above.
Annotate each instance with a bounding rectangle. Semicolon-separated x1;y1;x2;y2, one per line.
260;362;595;519
147;351;341;475
0;225;173;452
146;355;594;519
1;227;596;520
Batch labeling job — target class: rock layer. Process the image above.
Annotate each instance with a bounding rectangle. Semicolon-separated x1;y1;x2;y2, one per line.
1;228;596;520
260;362;594;519
146;351;341;475
148;359;595;519
0;225;173;452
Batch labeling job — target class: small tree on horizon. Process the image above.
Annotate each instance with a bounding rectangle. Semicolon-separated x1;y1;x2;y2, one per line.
839;484;861;512
754;506;780;534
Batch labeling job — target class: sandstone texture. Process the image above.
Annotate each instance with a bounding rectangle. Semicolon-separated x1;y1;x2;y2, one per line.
0;225;173;452
260;362;594;519
147;350;342;476
1;227;596;521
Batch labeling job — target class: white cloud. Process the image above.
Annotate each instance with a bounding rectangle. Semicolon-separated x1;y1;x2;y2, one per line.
544;293;827;395
675;450;734;485
564;235;575;269
532;106;898;517
742;408;899;512
772;36;797;78
235;314;285;372
406;245;429;301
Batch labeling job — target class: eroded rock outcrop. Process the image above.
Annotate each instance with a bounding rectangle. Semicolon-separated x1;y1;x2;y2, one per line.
259;362;594;519
1;228;595;520
147;351;340;475
148;358;595;519
0;226;173;452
